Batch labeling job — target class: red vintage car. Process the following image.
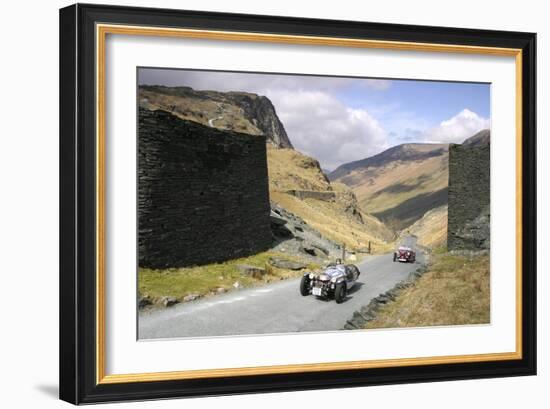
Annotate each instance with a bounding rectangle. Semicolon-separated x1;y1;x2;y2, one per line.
393;246;416;263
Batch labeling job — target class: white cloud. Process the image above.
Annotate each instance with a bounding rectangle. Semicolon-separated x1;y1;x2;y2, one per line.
138;69;490;167
268;90;389;170
424;109;490;143
139;69;394;169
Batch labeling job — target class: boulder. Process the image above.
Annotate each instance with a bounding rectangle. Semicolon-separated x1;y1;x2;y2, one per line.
270;213;287;225
161;296;179;307
312;243;329;256
236;264;267;278
138;295;152;309
268;257;307;270
300;244;317;256
271;223;293;237
183;293;199;302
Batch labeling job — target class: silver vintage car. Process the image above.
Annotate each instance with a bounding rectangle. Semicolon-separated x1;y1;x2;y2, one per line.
299;259;361;303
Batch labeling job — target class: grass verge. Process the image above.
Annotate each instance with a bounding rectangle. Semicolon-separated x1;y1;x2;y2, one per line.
365;250;490;329
138;251;320;307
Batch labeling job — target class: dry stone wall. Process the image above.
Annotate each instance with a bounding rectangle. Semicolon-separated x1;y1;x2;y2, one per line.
447;143;490;250
138;108;272;268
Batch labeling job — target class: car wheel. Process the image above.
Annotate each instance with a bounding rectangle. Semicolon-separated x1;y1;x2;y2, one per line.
334;282;347;304
393;253;396;262
300;275;310;296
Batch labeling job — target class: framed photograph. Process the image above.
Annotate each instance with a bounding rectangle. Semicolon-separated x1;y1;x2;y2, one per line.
59;3;536;404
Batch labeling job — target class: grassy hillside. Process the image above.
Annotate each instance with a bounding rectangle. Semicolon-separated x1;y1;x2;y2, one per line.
267;147;394;251
330;143;449;231
400;205;448;249
364;250;490;329
267;147;332;192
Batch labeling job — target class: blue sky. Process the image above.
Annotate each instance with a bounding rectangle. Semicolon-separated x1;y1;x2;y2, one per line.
139;68;491;170
336;80;490;147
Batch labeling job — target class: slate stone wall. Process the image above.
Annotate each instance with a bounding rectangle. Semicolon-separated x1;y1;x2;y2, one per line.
447;144;490;250
138;108;272;268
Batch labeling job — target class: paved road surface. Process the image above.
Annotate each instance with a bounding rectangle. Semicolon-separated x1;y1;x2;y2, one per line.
139;240;423;339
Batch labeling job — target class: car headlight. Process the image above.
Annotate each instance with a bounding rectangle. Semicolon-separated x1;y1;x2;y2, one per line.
309;273;315;279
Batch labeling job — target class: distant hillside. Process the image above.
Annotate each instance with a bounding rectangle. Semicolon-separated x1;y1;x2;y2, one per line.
139;85;293;148
329;143;449;231
267;147;394;249
400;205;448;249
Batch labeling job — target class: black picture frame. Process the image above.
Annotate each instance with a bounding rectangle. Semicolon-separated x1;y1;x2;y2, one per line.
59;3;536;404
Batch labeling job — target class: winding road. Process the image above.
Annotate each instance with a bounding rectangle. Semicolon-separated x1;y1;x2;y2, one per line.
207;102;224;127
139;237;423;339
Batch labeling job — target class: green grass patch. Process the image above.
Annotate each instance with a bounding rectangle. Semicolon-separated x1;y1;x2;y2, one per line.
139;251;320;305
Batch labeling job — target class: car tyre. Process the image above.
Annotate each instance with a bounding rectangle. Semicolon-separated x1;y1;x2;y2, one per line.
393;253;397;262
334;282;347;304
300;275;310;296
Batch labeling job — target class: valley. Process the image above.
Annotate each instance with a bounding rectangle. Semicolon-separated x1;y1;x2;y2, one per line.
138;84;460;253
330;143;449;231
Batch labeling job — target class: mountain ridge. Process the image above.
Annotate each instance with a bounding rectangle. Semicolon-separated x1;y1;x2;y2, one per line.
329;143;448;181
329;143;449;231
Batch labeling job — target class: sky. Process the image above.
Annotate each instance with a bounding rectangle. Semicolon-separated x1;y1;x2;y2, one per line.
138;68;490;171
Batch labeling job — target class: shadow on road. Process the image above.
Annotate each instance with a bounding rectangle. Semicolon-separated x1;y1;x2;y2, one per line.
347;281;364;295
311;282;365;304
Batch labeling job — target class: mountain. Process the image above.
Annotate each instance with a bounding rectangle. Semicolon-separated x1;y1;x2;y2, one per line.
462;129;490;147
139;85;293;148
329;143;449;231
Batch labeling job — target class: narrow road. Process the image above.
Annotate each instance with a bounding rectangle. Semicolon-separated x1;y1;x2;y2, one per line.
139;239;423;339
207;102;223;127
207;115;223;127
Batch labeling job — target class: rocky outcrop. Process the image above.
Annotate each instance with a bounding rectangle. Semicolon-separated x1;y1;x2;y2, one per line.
269;201;342;261
229;92;293;148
